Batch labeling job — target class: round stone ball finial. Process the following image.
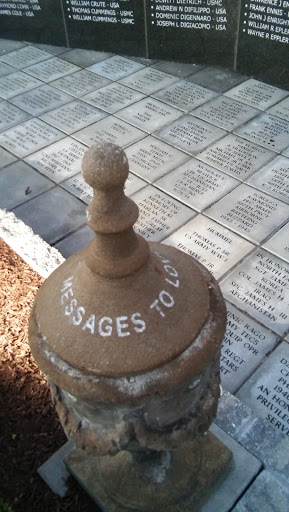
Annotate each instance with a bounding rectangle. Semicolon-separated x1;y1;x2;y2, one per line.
82;142;129;191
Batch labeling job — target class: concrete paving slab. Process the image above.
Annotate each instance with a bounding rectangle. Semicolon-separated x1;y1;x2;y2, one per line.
0;160;54;210
60;48;112;67
192;96;260;131
0;71;42;100
34;44;69;56
220;248;289;336
163;215;253;280
116;97;182;134
0;39;27;55
25;137;86;184
198;134;275;181
0;101;31;132
232;469;289;512
264;223;289;263
153;81;217;112
155;158;239;211
51;70;111;98
187;67;247;93
0;118;64;157
0;61;15;77
152;60;204;78
0;147;17;168
54;225;94;258
40;100;107;135
268;96;289;121
73;116;146;148
132;185;195;242
119;67;178;95
24;57;80;82
201;423;262;512
87;56;144;81
225;79;289;110
246;155;289;204
82;83;145;114
9;84;74;116
205;183;289;244
221;302;279;393
156;115;227;155
0;45;52;69
12;186;86;245
235;113;289;152
237;342;289;437
125;136;190;182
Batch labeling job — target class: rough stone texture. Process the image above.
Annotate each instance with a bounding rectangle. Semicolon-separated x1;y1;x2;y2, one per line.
232;470;289;512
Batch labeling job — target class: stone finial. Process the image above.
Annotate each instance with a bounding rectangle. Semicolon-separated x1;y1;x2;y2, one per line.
82;143;150;278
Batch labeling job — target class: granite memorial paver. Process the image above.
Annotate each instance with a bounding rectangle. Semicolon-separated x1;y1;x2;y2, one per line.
40;100;107;135
284;146;289;158
24;57;80;83
205;184;289;244
198;134;275;180
187;67;247;93
25;138;87;184
220;249;289;336
246;156;289;204
155;159;239;211
235;113;289;152
0;39;26;56
61;171;146;205
0;160;54;210
264;223;289;264
125;136;190;182
73;117;146;149
155;115;227;155
119;67;178;95
152;61;203;79
0;46;51;69
220;302;279;394
192;96;259;131
225;79;289;110
0;118;64;158
237;342;289;437
51;70;111;98
82;83;145;114
0;147;17;168
10;85;74;116
233;469;289;512
0;72;42;100
152;81;217;112
132;186;195;242
164;215;253;280
60;48;112;68
116;97;182;134
268;97;289;122
0;62;15;78
0;101;31;132
12;187;86;245
87;56;144;81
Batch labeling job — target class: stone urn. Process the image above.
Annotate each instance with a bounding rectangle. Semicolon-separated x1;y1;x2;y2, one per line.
29;142;228;511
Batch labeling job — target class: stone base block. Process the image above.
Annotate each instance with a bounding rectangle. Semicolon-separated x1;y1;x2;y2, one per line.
65;433;232;512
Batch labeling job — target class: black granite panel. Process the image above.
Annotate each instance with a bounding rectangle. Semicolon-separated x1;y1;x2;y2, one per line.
0;0;66;47
146;0;241;68
64;0;146;57
238;0;289;89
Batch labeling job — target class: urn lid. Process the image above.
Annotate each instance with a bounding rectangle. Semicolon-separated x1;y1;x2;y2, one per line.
29;143;223;383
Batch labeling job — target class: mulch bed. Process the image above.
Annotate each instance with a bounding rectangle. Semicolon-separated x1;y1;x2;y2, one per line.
0;237;99;512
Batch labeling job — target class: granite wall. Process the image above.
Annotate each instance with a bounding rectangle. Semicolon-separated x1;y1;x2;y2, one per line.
1;0;288;88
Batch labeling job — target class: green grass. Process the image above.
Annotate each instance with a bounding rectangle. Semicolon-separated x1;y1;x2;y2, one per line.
0;498;14;512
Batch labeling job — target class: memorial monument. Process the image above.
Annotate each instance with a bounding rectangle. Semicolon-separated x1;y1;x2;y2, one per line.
29;142;230;510
1;1;289;88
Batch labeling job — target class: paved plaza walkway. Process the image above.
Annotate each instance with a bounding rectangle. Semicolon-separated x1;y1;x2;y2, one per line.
1;38;289;510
